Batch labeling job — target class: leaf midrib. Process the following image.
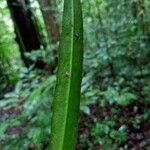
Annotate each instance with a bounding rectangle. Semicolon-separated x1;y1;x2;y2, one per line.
61;0;74;149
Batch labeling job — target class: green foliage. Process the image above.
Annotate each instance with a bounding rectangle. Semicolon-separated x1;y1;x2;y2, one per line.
91;120;127;148
78;0;150;149
0;67;55;149
100;87;136;106
25;44;58;65
142;80;150;103
0;0;21;86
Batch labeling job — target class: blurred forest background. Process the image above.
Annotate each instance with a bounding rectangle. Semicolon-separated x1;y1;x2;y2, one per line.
0;0;150;149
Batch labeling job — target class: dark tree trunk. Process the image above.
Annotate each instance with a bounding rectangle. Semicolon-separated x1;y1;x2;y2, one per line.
38;0;59;44
38;0;60;72
7;0;41;67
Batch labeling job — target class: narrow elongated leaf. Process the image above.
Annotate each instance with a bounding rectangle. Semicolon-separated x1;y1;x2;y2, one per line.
49;0;83;149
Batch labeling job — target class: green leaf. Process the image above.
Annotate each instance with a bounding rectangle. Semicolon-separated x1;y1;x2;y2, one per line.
28;128;43;145
0;123;8;136
49;0;83;150
80;105;90;115
92;123;110;136
109;130;127;143
118;92;136;106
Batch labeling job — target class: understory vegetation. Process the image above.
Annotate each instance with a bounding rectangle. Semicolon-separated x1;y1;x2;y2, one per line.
0;0;150;149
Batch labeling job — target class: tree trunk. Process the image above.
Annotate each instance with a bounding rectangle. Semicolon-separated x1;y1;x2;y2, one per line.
38;0;59;44
38;0;60;72
7;0;41;67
